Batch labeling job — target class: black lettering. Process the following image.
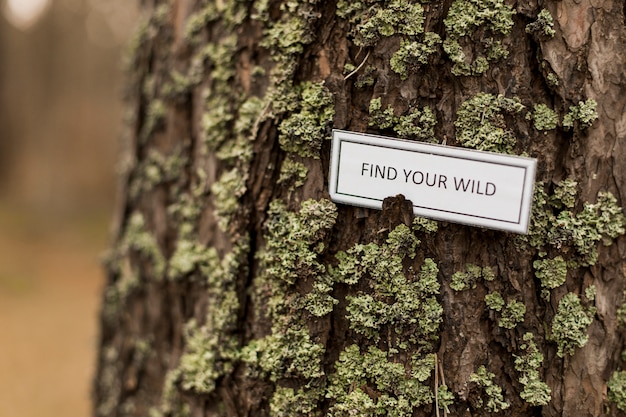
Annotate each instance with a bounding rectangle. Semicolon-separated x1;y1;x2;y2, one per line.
438;174;447;189
486;182;496;196
425;173;436;187
387;167;397;180
476;180;484;195
361;163;370;176
375;165;385;178
403;169;411;183
412;171;424;184
454;177;471;192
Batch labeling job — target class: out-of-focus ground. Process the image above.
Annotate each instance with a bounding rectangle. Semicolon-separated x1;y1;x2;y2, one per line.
0;0;138;416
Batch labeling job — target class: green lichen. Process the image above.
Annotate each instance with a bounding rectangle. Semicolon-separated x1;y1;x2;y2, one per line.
525;9;556;38
563;99;599;130
242;327;325;381
608;371;626;412
277;82;335;158
514;333;551;406
469;365;510;412
199;36;239;153
176;239;249;394
326;344;434;417
162;70;196;100
482;266;495;281
437;385;455;413
485;291;505;312
338;0;425;47
444;0;514;38
531;103;559;131
354;65;377;89
216;96;265;163
260;199;338;286
390;33;441;80
450;264;483;291
546;72;559;87
141;99;166;142
549;178;577;209
270;385;324;417
184;4;218;44
485;292;525;328
551;292;595;357
412;216;439;233
533;256;567;292
304;273;337;317
394;106;437;142
335;226;442;349
411;354;436;382
499;300;526;329
211;168;247;232
124;212;166;279
370;97;438;141
443;0;514;76
243;199;337;390
369;97;396;130
258;1;320;84
522;182;625;267
277;158;308;190
454;93;525;153
167;240;219;281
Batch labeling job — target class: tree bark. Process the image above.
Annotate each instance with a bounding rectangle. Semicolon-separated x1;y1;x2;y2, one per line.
95;1;626;416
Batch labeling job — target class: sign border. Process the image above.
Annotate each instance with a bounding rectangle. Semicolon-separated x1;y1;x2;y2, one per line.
328;129;537;234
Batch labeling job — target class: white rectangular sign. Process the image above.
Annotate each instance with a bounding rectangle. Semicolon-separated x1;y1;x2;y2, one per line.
329;130;537;234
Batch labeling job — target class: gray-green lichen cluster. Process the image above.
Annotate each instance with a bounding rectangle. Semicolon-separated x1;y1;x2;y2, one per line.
454;93;525;153
484;292;525;329
514;333;551;406
525;9;555;38
521;179;624;359
531;103;559;131
241;199;336;411
242;210;446;415
443;0;514;76
337;0;440;81
450;263;494;291
469;365;510;412
323;226;445;414
277;82;335;158
563;99;599;130
608;371;626;412
550;292;596;358
336;225;442;348
524;180;626;267
533;256;567;300
326;345;436;415
369;97;437;142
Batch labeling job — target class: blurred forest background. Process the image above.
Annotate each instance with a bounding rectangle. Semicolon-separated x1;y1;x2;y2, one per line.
0;0;138;416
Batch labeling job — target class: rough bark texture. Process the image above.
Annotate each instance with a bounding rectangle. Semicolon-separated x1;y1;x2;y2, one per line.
95;1;626;416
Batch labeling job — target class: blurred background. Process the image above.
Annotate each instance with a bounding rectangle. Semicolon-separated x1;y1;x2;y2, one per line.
0;0;139;416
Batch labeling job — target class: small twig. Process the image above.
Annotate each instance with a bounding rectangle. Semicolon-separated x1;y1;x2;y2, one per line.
438;357;447;386
251;101;272;138
344;50;371;81
434;353;440;417
438;357;448;417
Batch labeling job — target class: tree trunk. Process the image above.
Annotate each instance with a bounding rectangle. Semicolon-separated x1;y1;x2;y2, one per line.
94;1;626;416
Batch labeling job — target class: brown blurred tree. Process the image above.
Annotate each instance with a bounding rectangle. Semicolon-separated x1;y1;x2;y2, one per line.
95;1;626;416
